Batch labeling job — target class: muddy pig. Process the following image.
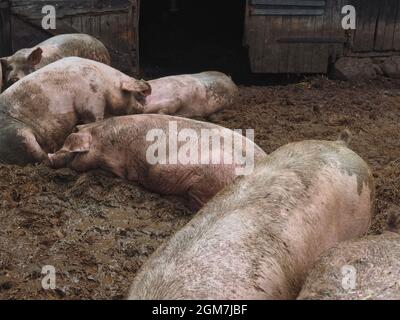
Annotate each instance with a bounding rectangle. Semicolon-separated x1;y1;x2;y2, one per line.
0;33;110;90
143;71;238;118
298;209;400;300
128;135;374;300
48;114;266;211
0;57;151;165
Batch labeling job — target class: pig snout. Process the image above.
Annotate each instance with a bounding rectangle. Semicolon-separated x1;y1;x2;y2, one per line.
48;150;75;169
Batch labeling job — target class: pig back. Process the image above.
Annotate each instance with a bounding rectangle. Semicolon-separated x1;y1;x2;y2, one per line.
298;232;400;300
39;34;111;66
128;140;374;300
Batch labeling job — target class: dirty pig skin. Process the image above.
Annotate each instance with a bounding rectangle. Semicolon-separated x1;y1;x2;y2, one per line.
128;135;374;299
298;209;400;300
144;71;239;118
0;33;110;90
0;57;150;165
48;114;266;211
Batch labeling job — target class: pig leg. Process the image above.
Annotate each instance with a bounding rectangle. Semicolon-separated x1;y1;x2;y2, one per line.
19;129;49;163
0;126;48;165
145;98;183;115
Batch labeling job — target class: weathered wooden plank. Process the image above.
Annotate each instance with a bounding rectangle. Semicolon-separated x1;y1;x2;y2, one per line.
248;15;267;72
286;17;303;73
352;0;381;52
262;16;283;73
383;0;399;51
393;1;400;51
379;0;398;51
11;0;131;19
277;15;291;73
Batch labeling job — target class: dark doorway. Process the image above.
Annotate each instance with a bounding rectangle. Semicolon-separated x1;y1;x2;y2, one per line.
139;0;249;82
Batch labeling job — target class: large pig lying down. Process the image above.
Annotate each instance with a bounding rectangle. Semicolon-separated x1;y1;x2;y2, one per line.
143;71;238;118
1;33;110;90
48;114;266;211
298;210;400;300
128;136;375;300
0;57;150;165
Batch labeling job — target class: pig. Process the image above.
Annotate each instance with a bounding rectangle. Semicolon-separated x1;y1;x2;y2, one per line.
298;209;400;300
0;57;151;165
0;33;110;90
48;114;266;211
128;134;375;300
143;71;238;118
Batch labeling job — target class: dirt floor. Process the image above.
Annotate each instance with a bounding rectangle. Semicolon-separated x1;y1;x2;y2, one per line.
1;77;400;299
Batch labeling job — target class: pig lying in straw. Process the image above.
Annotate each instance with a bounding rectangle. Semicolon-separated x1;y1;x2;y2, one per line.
0;33;110;90
48;114;266;211
128;133;375;299
144;71;238;118
0;57;150;165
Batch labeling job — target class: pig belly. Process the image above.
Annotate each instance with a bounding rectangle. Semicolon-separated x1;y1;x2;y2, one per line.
138;164;237;211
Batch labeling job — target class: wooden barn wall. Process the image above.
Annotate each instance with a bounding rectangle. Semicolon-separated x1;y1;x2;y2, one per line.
0;0;11;56
245;0;347;74
349;0;400;55
9;0;139;76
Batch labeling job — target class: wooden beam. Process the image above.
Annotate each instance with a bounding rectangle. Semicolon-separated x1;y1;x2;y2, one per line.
10;0;131;19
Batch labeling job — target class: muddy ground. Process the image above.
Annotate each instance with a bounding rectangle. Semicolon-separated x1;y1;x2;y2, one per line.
1;77;400;299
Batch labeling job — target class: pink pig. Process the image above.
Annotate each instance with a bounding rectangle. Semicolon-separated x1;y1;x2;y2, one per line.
48;114;266;211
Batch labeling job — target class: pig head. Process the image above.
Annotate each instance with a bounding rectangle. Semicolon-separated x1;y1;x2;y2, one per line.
47;130;94;170
1;48;43;89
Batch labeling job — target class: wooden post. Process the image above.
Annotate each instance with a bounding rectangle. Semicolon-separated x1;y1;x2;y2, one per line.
0;0;12;56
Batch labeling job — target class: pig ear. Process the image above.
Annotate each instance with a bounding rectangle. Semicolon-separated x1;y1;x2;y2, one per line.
121;79;152;96
27;47;43;66
64;132;92;153
0;57;9;69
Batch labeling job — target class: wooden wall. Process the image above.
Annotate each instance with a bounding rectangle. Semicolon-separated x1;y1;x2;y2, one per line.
9;0;139;76
245;0;347;73
349;0;400;55
0;0;11;57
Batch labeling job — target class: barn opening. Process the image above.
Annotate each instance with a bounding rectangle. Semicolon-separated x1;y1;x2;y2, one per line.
139;0;249;81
